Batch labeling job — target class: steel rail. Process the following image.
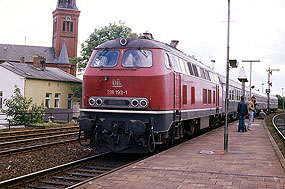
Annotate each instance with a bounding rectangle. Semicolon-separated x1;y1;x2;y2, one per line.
272;113;285;140
0;125;79;137
68;154;150;189
0;129;79;142
0;152;110;189
0;132;78;148
0;138;78;157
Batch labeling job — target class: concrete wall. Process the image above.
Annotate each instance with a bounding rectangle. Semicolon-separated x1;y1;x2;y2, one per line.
24;79;80;109
0;66;25;124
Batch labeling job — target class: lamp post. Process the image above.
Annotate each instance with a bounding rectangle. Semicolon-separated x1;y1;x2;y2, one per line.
262;83;264;93
224;0;231;152
241;60;260;98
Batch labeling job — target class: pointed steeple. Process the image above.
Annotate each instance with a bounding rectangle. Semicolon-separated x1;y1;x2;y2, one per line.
56;0;79;11
58;40;70;64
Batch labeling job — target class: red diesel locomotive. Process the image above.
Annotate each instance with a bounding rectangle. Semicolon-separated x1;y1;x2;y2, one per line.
78;35;277;153
79;35;223;153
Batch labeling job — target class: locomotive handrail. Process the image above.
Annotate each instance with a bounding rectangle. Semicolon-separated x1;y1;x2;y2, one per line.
272;113;285;140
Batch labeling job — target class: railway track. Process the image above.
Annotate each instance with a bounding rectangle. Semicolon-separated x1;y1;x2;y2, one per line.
272;113;285;140
0;126;79;157
0;152;146;188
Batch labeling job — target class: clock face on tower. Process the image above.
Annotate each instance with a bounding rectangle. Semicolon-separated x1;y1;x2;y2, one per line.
65;16;71;22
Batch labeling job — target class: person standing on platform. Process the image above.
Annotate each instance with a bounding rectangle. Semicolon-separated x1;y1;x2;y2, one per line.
247;96;256;131
237;96;248;132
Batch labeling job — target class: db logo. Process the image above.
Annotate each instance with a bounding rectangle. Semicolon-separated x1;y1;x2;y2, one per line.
112;79;122;88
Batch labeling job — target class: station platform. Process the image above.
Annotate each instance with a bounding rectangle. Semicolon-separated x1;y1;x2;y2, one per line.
77;119;285;189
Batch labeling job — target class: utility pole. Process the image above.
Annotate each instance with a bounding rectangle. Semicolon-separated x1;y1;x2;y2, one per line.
242;60;260;98
266;67;280;113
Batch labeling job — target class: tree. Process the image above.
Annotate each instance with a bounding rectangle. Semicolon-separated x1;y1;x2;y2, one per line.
71;84;82;101
2;86;46;125
75;21;138;72
276;94;284;109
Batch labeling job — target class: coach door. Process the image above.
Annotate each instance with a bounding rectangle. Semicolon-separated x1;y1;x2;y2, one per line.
174;72;181;110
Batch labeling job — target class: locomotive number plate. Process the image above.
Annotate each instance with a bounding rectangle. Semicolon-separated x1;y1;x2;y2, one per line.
107;89;128;95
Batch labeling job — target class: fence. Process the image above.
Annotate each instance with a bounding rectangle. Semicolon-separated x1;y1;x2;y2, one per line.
0;109;81;129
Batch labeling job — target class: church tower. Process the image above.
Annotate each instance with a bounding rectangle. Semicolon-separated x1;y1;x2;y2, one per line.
52;0;80;59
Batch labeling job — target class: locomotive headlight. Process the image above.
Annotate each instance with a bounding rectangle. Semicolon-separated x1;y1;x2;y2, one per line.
131;99;139;107
96;98;103;106
89;97;96;106
140;99;148;108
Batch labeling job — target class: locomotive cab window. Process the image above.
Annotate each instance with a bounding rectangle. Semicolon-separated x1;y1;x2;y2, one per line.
171;55;182;73
192;64;199;77
164;53;171;69
187;62;194;75
91;50;120;67
122;50;152;68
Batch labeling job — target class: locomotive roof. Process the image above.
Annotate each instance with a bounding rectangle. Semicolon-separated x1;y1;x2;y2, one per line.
96;37;212;71
96;37;180;53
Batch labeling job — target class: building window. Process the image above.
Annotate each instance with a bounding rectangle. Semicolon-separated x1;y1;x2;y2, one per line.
63;21;73;32
45;93;51;108
55;93;60;108
70;22;73;32
203;89;207;104
68;94;73;109
63;21;66;32
0;91;3;109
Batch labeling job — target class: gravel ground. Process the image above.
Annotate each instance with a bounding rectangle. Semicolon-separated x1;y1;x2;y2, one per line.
0;142;100;181
264;111;285;157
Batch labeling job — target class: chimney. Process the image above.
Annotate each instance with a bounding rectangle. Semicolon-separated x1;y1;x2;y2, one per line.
170;40;179;48
142;32;154;40
20;57;25;63
33;55;46;70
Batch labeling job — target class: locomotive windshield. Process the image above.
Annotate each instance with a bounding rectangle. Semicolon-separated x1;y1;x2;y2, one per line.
90;50;120;67
122;50;152;68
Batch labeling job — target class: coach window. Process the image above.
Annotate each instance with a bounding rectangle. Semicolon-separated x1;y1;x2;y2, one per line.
213;91;216;104
164;53;171;69
91;50;120;67
122;50;152;68
187;62;194;75
192;64;199;77
200;68;206;79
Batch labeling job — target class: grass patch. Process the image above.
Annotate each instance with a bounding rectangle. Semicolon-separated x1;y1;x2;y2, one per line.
264;111;285;157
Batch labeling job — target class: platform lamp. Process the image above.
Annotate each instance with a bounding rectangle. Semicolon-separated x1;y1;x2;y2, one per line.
238;67;248;97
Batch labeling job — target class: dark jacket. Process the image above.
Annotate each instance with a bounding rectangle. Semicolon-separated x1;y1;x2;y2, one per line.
237;100;248;116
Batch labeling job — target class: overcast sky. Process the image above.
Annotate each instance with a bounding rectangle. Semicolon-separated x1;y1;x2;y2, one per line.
0;0;284;95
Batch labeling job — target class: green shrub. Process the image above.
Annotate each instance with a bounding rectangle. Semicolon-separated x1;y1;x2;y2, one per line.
2;85;46;125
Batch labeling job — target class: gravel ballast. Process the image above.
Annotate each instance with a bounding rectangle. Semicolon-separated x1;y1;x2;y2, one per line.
0;142;99;181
